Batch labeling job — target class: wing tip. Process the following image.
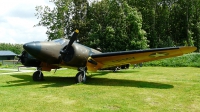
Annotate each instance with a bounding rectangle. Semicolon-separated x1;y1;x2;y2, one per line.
179;46;197;54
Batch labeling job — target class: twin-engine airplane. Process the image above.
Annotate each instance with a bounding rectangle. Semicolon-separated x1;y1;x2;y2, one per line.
18;30;196;83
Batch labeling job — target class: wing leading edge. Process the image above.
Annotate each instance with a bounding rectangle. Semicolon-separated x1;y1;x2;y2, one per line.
86;46;196;71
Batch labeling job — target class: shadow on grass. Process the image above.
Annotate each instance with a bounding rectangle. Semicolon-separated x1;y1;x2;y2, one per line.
88;70;139;77
4;75;75;88
3;74;173;89
87;77;174;89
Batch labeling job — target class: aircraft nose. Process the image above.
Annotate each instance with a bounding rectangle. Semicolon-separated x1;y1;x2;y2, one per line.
23;41;41;55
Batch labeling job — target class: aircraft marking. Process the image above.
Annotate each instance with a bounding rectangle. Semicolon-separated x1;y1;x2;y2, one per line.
149;52;169;58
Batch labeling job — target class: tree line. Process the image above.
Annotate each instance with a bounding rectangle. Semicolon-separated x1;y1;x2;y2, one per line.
0;43;23;55
35;0;200;52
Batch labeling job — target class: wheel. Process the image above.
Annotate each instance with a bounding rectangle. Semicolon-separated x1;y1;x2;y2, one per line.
126;64;130;69
75;71;86;83
33;71;44;81
139;63;143;67
121;65;126;69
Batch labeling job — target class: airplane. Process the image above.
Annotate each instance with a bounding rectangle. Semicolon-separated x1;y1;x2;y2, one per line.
17;30;197;83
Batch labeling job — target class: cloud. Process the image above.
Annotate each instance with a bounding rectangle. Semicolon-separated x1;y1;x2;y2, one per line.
0;0;55;44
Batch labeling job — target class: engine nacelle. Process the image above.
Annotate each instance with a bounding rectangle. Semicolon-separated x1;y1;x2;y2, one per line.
61;43;91;67
19;51;41;67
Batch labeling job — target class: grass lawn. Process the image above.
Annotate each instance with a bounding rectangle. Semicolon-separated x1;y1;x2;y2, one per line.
0;67;200;112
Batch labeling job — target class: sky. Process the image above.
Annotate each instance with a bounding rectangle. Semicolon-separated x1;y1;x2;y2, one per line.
0;0;55;44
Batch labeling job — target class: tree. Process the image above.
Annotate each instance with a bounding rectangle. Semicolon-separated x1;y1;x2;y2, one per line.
35;0;89;42
35;0;148;52
86;0;148;52
126;0;159;48
0;43;23;54
35;0;72;40
191;0;200;51
169;0;194;46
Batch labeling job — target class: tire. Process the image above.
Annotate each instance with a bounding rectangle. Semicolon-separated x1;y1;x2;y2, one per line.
126;64;130;69
75;71;86;83
33;71;44;81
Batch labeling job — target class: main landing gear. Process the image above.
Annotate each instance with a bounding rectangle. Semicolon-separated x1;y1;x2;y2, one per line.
32;67;44;81
31;67;87;83
75;67;87;83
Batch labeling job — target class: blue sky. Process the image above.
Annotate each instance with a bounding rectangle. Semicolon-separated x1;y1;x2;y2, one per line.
0;0;98;44
0;0;55;44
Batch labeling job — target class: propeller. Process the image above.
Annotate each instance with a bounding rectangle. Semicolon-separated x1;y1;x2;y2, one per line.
60;29;79;54
16;51;27;64
13;51;26;68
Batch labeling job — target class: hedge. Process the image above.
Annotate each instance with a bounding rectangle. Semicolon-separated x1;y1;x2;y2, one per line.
143;53;200;67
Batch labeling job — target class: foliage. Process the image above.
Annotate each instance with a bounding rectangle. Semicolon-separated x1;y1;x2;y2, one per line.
86;0;148;51
35;0;148;52
35;0;72;40
126;0;200;49
0;43;23;54
144;53;200;67
35;0;89;41
35;0;200;52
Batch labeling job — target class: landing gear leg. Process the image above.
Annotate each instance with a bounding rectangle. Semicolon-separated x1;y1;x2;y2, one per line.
75;67;87;83
32;67;44;81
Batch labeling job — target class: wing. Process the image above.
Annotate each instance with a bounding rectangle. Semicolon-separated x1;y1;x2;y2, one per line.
86;46;196;71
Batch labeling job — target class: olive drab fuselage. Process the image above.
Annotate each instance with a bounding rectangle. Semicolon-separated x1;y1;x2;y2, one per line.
22;38;101;70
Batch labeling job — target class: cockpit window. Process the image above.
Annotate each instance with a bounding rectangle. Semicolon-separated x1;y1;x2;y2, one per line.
52;38;66;45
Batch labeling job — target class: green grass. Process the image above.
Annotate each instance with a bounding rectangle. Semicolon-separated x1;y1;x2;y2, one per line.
0;67;200;112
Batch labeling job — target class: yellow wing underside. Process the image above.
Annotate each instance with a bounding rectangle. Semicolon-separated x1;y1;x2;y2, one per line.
86;46;196;71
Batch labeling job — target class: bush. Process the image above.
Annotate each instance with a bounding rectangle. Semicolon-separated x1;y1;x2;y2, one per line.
144;53;200;67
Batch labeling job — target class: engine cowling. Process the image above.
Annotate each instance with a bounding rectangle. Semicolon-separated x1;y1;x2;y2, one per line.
60;43;90;67
18;51;41;67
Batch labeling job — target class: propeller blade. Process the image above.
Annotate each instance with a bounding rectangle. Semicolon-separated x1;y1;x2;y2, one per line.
66;29;79;50
13;55;22;68
16;55;21;58
16;54;22;63
60;29;79;54
15;51;26;64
